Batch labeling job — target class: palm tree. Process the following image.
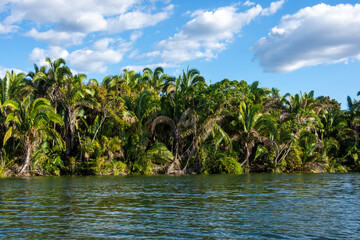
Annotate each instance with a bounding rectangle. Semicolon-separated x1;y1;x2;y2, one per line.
123;90;167;173
3;96;64;175
248;81;271;105
1;71;31;108
346;95;360;138
181;66;205;89
32;58;71;145
59;74;98;155
151;108;198;174
263;88;289;112
0;71;33;154
102;74;131;98
27;64;47;98
122;68;142;92
151;73;196;173
142;67;165;92
151;71;217;173
233;102;277;169
33;58;71;112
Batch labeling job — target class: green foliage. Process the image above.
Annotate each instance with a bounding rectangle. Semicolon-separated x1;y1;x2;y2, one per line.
32;142;64;176
214;154;243;174
0;148;13;177
0;58;359;176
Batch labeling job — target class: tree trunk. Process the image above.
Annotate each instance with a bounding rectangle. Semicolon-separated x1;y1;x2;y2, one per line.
246;146;251;169
241;143;251;169
174;128;180;163
52;100;57;146
19;145;32;175
92;114;107;142
53;100;57;130
78;132;83;163
167;128;182;174
70;120;75;152
65;110;72;155
166;157;182;174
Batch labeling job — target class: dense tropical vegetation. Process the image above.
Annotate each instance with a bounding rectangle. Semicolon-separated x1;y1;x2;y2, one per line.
0;58;359;176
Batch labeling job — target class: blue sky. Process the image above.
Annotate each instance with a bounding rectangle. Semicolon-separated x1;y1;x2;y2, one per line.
0;0;359;108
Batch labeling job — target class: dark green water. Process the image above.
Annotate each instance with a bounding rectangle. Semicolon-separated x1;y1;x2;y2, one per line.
0;174;359;239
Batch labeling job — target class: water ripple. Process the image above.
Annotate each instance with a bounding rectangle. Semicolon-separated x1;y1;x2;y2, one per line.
0;174;360;239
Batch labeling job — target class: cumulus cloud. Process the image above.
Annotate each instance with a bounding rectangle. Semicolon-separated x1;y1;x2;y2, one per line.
3;0;138;26
29;46;70;67
142;1;284;64
26;29;85;45
69;38;129;73
29;38;132;73
107;5;174;33
252;3;360;73
1;0;173;44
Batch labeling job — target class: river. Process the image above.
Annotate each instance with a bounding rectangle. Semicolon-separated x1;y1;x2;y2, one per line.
0;174;359;239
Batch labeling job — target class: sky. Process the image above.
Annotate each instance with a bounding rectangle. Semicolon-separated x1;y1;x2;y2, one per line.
0;0;359;109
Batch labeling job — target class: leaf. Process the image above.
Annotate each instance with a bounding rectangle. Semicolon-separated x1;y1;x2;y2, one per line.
34;112;50;124
46;111;64;125
3;99;20;111
3;127;13;145
146;143;173;163
5;112;21;125
32;98;51;114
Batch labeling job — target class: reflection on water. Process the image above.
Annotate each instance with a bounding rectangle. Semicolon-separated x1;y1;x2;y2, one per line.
0;174;359;239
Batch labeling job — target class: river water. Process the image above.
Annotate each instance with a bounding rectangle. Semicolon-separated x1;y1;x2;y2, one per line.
0;174;359;239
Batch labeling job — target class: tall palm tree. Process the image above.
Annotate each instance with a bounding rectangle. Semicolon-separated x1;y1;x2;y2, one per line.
151;71;212;173
123;90;165;173
233;102;277;169
32;58;71;142
3;96;64;175
33;58;71;111
59;74;98;155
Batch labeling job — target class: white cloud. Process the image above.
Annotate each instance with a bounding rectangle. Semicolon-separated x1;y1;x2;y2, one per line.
122;62;177;73
29;38;132;73
243;1;255;7
1;0;172;41
70;38;129;73
130;31;143;42
261;0;284;16
0;22;17;34
29;46;70;67
143;1;284;64
26;29;85;45
252;3;360;73
3;0;138;26
0;66;23;78
107;5;174;33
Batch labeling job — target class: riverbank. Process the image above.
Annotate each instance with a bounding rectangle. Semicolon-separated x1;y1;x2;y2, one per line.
1;160;354;177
